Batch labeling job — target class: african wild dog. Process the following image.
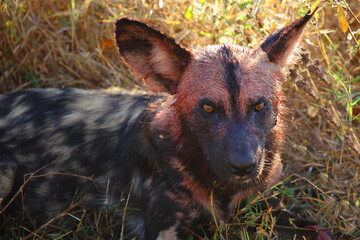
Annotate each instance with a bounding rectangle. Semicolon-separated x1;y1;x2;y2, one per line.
0;9;335;240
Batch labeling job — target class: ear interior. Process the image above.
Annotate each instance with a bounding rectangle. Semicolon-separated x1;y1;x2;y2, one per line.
261;9;316;67
115;18;191;94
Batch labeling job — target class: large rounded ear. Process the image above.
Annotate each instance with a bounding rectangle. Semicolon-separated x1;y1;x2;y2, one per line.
261;9;317;67
115;17;192;94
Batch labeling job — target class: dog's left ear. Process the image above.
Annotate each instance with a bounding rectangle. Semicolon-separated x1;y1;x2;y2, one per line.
261;9;316;67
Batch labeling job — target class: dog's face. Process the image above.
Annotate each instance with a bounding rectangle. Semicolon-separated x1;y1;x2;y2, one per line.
115;11;314;182
175;45;282;180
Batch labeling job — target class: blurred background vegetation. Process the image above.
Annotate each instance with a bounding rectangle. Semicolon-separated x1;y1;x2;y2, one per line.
0;0;359;239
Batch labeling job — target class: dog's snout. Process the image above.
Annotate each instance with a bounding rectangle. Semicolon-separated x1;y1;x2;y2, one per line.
229;152;256;177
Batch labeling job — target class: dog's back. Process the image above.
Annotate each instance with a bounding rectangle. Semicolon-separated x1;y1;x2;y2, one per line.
0;88;161;216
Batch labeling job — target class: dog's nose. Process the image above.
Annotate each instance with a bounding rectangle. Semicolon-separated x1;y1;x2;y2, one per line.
229;152;256;177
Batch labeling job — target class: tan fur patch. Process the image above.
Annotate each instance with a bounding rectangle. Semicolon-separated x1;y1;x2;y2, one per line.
0;158;17;199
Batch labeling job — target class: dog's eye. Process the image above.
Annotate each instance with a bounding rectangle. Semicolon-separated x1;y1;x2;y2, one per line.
255;102;265;111
202;104;214;113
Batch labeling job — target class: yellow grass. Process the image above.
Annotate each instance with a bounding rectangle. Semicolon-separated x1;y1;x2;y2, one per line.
1;0;359;239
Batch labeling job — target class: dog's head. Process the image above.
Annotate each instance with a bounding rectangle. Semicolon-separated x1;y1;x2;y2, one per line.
115;11;315;182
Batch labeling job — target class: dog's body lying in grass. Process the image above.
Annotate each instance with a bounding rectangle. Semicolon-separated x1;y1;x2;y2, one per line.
0;10;335;240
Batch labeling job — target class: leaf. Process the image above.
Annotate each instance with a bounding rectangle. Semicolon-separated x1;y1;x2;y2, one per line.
338;226;347;231
289;217;295;225
338;7;348;33
310;0;321;14
339;16;348;33
199;31;211;37
259;228;269;237
284;187;295;195
238;0;252;10
236;13;246;21
351;96;360;106
308;105;319;118
99;39;114;50
331;96;346;102
184;6;193;19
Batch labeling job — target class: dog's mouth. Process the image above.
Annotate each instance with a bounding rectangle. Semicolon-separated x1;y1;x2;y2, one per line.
229;168;259;182
225;146;265;182
228;174;260;185
228;156;264;182
213;164;262;183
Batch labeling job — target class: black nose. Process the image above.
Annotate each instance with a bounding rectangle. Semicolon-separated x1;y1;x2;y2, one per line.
229;153;256;177
230;163;256;176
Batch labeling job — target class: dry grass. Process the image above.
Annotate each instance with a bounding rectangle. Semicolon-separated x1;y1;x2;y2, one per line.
1;0;359;239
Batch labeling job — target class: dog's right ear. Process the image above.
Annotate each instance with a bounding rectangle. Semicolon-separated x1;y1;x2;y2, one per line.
260;9;316;67
115;18;191;94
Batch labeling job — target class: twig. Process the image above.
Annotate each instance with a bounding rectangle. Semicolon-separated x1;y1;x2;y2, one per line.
32;172;93;182
226;221;340;232
32;172;99;191
186;228;206;240
20;226;46;240
22;202;81;240
120;178;135;240
210;186;225;240
0;159;57;214
341;3;360;25
257;191;276;238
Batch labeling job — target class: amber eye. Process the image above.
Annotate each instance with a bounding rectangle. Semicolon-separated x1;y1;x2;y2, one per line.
203;104;214;113
255;102;265;111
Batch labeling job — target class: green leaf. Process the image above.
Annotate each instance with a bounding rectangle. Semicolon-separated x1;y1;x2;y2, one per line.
236;13;246;21
331;96;346;102
284;187;295;195
351;96;360;106
185;6;194;19
224;29;234;36
289;217;295;226
325;88;346;97
351;91;360;97
238;0;252;10
25;66;40;88
200;31;211;37
311;0;321;14
351;76;360;83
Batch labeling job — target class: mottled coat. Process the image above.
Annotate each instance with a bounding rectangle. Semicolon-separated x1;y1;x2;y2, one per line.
0;10;333;240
